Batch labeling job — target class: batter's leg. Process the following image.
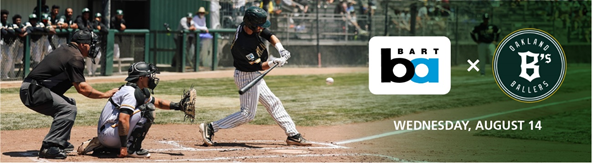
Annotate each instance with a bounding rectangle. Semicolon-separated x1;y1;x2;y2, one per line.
257;79;299;137
212;70;260;132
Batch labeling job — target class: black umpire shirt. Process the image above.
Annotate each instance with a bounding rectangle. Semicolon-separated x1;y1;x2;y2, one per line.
470;23;500;44
25;44;86;95
231;25;273;72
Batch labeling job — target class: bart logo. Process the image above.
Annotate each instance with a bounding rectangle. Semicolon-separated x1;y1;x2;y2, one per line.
493;29;566;103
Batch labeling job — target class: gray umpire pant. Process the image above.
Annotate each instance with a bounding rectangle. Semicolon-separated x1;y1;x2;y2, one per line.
20;81;77;148
478;42;495;75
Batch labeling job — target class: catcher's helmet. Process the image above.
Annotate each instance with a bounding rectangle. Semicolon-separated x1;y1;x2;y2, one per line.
125;62;160;81
243;6;270;29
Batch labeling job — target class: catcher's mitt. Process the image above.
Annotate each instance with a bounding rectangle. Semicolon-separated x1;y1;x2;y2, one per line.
179;87;197;122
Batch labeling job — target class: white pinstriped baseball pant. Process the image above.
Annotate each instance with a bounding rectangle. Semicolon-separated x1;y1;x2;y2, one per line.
212;69;299;137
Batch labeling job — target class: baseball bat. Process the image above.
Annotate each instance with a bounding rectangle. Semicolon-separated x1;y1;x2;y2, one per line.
238;64;279;95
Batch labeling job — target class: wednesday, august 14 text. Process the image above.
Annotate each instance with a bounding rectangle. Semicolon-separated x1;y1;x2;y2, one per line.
393;120;542;131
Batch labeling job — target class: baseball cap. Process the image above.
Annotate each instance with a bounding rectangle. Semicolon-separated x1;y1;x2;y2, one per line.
29;13;38;19
483;13;489;19
116;9;123;15
186;12;193;18
82;8;90;13
95;12;102;18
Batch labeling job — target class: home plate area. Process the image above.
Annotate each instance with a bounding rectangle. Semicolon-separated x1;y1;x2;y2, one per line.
136;139;401;162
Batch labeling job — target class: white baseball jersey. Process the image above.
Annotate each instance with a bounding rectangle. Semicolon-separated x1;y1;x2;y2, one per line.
97;86;152;148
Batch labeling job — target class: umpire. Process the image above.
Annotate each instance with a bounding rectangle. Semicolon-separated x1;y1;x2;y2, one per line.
470;13;500;76
19;30;118;159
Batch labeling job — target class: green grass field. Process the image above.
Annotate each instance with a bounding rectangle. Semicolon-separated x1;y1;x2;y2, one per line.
1;65;590;143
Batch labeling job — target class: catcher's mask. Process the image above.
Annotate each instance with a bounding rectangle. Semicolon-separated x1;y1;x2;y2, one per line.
126;62;160;92
72;30;100;64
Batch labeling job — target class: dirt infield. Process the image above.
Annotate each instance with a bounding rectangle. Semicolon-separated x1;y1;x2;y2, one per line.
1;67;590;162
1;90;590;162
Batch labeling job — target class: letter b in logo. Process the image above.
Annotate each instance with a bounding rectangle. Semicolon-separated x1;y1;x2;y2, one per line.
381;48;439;83
369;36;451;95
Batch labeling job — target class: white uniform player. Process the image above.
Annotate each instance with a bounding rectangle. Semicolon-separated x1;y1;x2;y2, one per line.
199;7;311;146
77;62;188;158
25;14;47;68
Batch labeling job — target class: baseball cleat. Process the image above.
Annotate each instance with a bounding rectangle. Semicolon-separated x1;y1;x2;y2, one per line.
286;133;312;146
77;137;102;155
199;123;215;146
64;142;74;153
39;146;67;159
127;149;151;158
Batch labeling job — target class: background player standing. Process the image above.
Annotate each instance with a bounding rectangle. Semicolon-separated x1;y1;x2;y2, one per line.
470;13;500;76
199;6;311;147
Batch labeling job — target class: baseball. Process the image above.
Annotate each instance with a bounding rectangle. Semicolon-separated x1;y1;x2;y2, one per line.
326;77;334;85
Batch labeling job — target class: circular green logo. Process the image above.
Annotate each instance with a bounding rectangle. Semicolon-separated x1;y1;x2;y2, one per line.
493;28;566;103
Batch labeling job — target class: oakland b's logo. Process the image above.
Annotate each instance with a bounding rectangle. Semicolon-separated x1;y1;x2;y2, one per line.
369;37;450;95
493;28;566;103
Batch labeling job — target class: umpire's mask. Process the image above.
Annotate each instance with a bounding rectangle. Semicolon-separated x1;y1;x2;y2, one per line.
72;30;100;64
88;32;100;64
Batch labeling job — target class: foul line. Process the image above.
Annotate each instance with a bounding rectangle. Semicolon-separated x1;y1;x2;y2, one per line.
334;96;591;145
147;153;416;162
150;140;348;152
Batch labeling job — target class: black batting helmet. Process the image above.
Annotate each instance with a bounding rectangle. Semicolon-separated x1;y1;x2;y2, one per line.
243;6;270;30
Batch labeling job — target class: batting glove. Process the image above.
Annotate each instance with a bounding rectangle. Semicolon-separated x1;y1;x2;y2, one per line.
279;49;291;60
269;56;287;67
275;43;291;60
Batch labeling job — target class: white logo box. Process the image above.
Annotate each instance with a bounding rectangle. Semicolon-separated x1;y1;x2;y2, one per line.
369;36;451;95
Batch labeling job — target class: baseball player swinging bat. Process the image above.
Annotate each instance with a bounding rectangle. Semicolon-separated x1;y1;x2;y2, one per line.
238;64;278;95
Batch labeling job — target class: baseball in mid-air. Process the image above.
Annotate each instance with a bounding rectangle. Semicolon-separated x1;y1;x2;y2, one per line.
326;77;334;85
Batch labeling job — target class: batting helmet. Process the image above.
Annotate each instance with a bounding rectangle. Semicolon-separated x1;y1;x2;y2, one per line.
243;6;270;30
125;62;160;81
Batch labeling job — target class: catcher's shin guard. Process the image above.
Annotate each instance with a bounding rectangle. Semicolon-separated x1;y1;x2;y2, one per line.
128;117;152;151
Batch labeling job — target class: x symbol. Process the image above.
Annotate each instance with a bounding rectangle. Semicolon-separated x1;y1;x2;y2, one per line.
467;59;479;72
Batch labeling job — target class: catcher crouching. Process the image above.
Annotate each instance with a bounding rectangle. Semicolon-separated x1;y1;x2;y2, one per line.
77;61;196;158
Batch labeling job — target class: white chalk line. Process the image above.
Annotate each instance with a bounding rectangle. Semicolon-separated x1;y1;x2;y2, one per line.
150;140;347;153
334;96;591;145
27;157;49;163
146;153;418;162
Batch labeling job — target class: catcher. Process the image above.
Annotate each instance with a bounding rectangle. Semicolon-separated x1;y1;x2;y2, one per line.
77;61;196;158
